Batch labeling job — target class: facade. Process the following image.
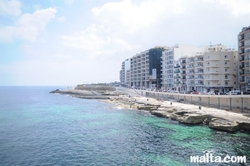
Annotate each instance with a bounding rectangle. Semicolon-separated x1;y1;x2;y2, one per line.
162;44;238;93
238;26;250;91
126;69;131;86
203;45;238;93
120;59;131;86
130;46;166;88
161;44;201;90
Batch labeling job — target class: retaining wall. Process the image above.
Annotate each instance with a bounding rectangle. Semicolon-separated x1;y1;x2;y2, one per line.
144;91;250;112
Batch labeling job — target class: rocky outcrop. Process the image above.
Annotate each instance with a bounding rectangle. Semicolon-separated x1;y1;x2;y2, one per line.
50;88;122;99
208;118;240;132
107;95;250;133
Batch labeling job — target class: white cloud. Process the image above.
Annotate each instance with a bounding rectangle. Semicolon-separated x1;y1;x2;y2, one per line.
0;0;21;16
0;8;57;42
61;24;106;51
92;0;185;33
58;16;66;22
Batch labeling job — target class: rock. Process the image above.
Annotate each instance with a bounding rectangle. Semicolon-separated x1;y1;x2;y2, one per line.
137;105;158;111
209;118;240;132
151;110;172;118
240;121;250;131
179;114;209;124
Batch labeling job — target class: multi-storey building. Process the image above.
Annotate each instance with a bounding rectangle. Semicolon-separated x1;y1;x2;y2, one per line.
179;56;187;91
203;44;238;93
120;59;131;86
161;44;201;90
238;26;250;92
126;69;131;86
162;44;238;93
130;47;166;88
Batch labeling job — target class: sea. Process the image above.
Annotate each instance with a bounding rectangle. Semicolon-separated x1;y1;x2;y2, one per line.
0;86;249;166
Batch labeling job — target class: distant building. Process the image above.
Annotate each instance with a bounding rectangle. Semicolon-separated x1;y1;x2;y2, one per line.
238;26;250;91
161;44;201;90
120;59;131;86
130;46;167;88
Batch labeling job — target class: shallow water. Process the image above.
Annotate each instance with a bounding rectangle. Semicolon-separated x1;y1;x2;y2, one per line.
0;86;249;165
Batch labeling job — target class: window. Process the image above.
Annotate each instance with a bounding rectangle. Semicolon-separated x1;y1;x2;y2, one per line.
225;61;227;65
225;68;228;72
234;82;236;84
225;82;228;86
225;75;228;79
225;55;228;58
208;82;210;85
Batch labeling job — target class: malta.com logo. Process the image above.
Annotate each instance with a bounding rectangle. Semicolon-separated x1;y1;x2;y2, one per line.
190;151;247;164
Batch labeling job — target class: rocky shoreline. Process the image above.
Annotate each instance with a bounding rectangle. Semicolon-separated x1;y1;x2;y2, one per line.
106;95;250;133
50;87;250;133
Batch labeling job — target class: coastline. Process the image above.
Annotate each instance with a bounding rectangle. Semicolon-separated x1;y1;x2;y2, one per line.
50;87;250;133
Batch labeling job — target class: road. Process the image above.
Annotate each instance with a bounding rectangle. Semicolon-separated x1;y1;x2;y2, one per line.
115;87;144;97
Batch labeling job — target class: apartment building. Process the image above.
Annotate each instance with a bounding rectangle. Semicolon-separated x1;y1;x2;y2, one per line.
185;52;204;92
120;59;131;86
162;44;238;93
130;47;166;88
203;45;238;93
238;26;250;91
161;44;201;90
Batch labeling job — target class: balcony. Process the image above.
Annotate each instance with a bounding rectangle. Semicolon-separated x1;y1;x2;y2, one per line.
174;75;181;79
195;83;204;86
195;71;204;74
195;58;203;62
195;65;203;68
240;65;245;69
195;76;204;79
206;76;219;80
174;70;180;73
174;65;180;68
187;71;195;75
187;83;195;86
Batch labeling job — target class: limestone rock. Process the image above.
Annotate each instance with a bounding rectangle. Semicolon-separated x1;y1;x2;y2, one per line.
209;118;240;132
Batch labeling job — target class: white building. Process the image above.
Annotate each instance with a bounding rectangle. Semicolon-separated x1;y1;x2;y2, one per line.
203;45;238;93
121;58;131;86
162;44;238;93
161;44;201;90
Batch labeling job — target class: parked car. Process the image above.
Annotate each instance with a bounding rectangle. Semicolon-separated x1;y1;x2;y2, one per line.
207;91;215;95
226;90;241;95
191;91;199;94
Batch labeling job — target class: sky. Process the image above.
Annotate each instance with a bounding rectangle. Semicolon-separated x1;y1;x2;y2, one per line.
0;0;250;86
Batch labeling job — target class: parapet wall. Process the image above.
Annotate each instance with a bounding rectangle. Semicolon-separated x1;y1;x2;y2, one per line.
145;92;250;112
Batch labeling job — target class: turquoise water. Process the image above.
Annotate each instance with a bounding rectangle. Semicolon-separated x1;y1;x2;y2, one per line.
0;86;249;165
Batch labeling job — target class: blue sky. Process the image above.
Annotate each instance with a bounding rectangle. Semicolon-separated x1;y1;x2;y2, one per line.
0;0;250;86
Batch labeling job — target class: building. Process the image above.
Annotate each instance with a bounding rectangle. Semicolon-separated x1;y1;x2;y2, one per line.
130;46;166;89
162;44;238;93
120;58;131;86
161;44;201;90
238;26;250;92
203;44;238;93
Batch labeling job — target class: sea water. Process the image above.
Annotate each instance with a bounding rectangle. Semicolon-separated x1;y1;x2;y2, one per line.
0;86;249;166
